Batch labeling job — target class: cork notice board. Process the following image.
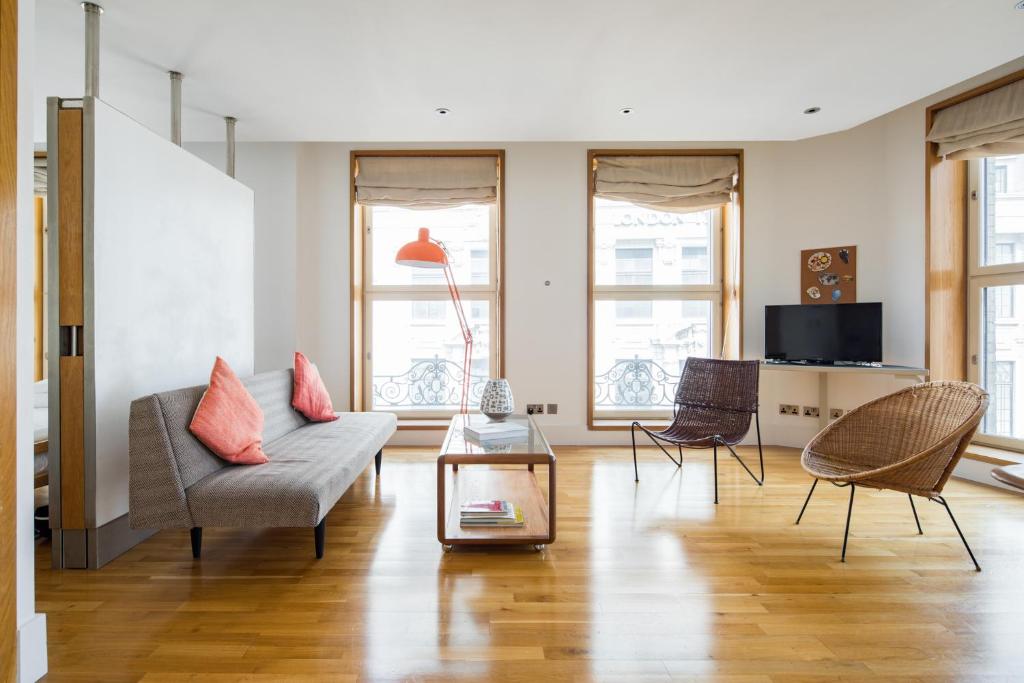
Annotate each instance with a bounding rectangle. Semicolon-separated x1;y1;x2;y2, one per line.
801;246;856;304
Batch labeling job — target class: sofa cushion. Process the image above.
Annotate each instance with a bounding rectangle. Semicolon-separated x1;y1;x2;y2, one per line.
190;357;269;465
186;412;397;528
292;352;338;422
243;369;309;444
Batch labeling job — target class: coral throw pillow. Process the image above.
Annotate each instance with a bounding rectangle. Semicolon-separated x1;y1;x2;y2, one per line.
292;351;339;422
189;357;269;465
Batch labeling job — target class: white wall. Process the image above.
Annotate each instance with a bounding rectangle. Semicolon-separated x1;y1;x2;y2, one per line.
91;100;255;527
16;0;47;678
186;142;296;373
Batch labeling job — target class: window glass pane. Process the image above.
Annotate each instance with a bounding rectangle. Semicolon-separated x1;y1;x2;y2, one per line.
980;284;1024;439
371;299;490;412
593;299;711;411
980;154;1024;267
594;198;714;286
371;204;491;286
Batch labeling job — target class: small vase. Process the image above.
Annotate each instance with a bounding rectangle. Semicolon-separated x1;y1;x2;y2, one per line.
480;379;514;420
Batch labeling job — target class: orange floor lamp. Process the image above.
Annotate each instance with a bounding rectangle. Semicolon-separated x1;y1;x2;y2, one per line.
395;227;473;414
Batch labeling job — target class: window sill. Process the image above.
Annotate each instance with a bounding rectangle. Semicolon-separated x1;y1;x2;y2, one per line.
397;419;452;431
590;418;671;431
963;443;1024;466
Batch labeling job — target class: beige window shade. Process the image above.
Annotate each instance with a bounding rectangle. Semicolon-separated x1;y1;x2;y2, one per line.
355;155;498;208
927;78;1024;160
594;155;738;213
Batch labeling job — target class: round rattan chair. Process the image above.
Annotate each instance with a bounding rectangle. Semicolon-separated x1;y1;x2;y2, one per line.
795;381;988;570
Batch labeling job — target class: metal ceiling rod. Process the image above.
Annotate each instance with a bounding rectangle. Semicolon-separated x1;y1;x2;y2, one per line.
82;2;103;98
169;71;183;145
225;116;237;178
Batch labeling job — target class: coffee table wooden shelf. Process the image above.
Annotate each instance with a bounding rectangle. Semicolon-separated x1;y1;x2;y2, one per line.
437;415;556;549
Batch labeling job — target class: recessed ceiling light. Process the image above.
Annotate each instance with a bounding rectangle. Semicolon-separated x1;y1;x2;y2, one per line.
803;106;821;115
620;107;634;115
435;107;450;116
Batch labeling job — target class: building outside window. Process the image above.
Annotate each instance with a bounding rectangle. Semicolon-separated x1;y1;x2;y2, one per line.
592;198;720;416
968;154;1024;445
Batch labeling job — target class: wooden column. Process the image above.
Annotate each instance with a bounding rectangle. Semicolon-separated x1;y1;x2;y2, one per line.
0;0;18;675
57;108;85;532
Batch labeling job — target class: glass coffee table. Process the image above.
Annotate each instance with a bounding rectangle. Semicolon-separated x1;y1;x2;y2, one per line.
437;414;556;551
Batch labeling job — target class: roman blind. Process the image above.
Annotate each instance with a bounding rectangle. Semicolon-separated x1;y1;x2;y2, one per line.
355;155;498;209
594;155;739;213
927;78;1024;160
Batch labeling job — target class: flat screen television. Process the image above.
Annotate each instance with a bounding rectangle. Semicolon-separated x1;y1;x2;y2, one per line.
765;303;882;364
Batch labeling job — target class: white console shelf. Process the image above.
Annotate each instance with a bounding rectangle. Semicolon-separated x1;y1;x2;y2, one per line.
760;361;929;430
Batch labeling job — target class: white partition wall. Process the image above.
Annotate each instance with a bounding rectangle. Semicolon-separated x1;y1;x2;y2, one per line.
48;97;254;568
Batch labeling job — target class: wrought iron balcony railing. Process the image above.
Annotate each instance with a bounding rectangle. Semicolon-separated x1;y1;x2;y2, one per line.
373;356;487;409
594;356;681;409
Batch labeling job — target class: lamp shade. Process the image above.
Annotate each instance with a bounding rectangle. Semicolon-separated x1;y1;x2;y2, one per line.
395;227;447;269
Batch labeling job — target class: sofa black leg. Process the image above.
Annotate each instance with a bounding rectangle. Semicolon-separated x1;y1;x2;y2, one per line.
375;449;383;476
314;519;326;559
190;527;202;559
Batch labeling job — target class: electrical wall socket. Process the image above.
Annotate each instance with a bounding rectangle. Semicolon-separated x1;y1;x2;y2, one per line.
779;404;799;416
829;408;844;419
546;403;558;415
802;406;820;418
526;404;545;415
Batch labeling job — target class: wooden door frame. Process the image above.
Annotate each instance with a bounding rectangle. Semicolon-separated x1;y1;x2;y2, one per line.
1;0;19;676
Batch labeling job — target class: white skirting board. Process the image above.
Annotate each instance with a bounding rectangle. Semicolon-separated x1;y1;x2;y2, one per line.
17;612;47;682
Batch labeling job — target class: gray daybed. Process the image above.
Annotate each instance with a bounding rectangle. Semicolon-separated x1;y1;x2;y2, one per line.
128;369;396;558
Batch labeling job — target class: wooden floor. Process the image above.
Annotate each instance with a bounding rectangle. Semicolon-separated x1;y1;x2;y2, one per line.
36;446;1024;682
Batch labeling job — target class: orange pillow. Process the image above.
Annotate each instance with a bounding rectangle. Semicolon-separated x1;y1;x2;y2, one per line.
292;351;339;422
189;357;269;465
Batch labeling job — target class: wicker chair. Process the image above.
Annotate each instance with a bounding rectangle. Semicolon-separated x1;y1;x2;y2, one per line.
796;381;988;570
631;357;763;503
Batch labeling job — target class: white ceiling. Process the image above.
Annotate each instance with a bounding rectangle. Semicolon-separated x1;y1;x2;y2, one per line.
33;0;1024;143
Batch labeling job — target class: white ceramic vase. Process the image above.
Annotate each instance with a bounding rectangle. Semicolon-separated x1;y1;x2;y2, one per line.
479;379;514;420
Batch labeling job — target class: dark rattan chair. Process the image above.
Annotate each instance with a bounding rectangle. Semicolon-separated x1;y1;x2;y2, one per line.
796;381;988;570
631;357;763;503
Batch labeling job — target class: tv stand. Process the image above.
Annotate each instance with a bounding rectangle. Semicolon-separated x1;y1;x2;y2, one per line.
761;361;928;430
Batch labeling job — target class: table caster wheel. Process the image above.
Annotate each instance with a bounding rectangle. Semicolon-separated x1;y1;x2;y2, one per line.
442;544;454;553
533;544;545;552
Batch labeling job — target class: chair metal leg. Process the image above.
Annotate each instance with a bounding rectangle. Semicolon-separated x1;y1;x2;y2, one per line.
713;443;719;504
631;422;640;482
841;484;856;562
908;494;923;535
720;412;765;487
795;479;818;525
932;495;981;571
633;421;683;471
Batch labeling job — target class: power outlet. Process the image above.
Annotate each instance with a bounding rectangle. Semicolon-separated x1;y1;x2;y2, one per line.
779;404;799;416
802;406;820;418
829;408;844;419
526;404;545;415
546;403;558;415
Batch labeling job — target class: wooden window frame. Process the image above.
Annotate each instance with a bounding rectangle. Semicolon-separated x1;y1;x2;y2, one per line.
349;150;505;428
587;149;744;430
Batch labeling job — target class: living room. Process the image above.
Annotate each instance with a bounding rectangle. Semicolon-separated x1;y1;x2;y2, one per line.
4;1;1024;681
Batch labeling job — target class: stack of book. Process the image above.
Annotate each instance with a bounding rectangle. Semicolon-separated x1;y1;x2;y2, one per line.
463;421;529;443
459;499;524;527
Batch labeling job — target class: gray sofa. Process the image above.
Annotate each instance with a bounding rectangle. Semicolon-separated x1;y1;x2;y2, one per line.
128;369;397;558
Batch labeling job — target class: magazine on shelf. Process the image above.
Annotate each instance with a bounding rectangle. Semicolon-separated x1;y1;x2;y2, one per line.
460;504;525;527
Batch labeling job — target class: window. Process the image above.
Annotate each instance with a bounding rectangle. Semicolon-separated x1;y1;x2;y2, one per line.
353;152;503;418
967;153;1024;448
591;195;723;419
